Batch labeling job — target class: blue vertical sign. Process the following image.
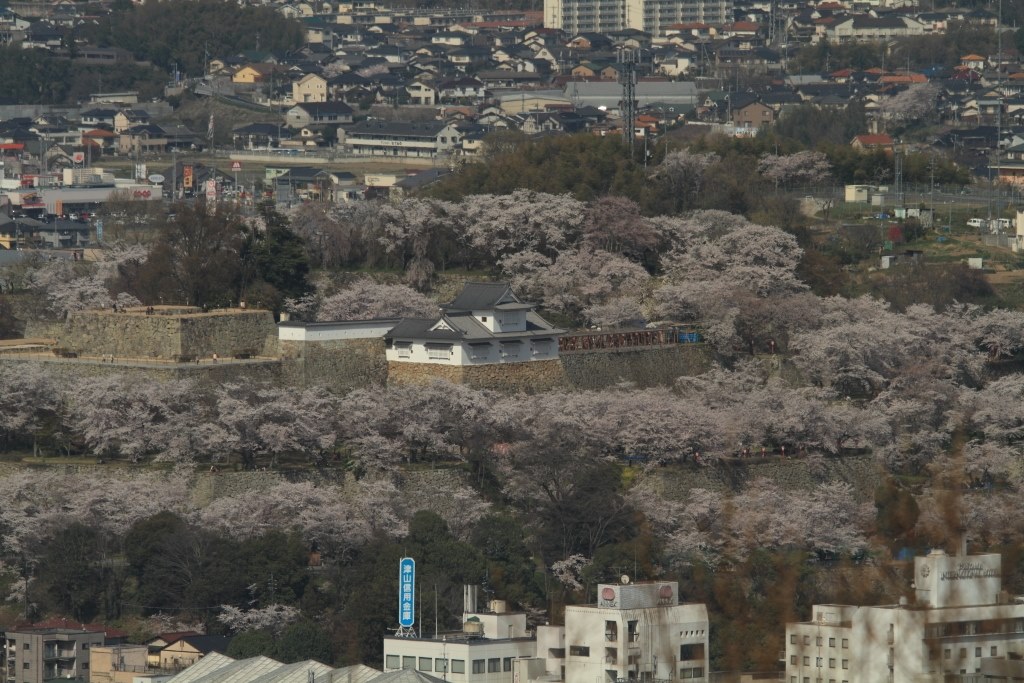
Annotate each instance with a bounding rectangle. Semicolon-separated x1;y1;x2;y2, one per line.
399;557;415;628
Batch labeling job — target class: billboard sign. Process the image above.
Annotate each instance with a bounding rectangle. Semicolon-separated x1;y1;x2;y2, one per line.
183;165;194;189
398;557;415;628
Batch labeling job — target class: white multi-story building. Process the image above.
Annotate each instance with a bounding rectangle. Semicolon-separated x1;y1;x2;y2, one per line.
383;597;536;683
544;0;730;36
562;582;709;683
785;549;1024;683
383;583;709;683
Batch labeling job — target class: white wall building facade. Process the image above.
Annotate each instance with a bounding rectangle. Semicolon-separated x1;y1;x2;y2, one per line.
563;583;709;683
785;551;1024;683
545;0;730;35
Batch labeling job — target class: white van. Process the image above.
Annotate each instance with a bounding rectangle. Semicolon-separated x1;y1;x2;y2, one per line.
967;218;985;228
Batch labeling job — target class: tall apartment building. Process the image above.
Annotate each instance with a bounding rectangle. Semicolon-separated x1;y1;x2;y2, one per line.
544;0;731;36
3;628;106;683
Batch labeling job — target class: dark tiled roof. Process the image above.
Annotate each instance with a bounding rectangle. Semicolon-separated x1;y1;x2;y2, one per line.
446;281;515;310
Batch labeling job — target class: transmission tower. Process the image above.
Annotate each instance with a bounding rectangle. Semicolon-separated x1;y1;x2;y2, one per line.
619;48;638;158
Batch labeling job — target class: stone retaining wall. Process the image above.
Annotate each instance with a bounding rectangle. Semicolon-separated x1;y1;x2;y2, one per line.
49;309;277;360
561;345;714;389
647;454;883;502
279;338;389;392
387;358;569;392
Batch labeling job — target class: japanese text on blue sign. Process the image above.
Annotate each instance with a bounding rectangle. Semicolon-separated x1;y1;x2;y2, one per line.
399;557;415;627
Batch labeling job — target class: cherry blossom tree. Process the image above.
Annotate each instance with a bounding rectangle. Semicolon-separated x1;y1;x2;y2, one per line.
202;384;339;468
0;364;63;456
218;604;300;634
654;150;719;212
878;83;939;126
508;248;650;323
67;375;201;462
458;190;586;263
756;151;832;189
581;196;663;262
317;279;437;321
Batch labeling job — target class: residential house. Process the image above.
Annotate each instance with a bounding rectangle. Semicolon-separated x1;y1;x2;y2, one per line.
232;122;285;149
406;81;438;106
112;109;150;134
232;63;280;84
78;109;117;129
438;77;487;102
292;73;328;103
117;124;168;155
286;102;354;129
158;635;231;670
993;141;1024;186
144;632;201;668
731;100;774;129
274;166;359;203
851;133;894;151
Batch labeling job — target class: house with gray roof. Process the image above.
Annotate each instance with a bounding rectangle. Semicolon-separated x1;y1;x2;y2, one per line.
384;282;563;366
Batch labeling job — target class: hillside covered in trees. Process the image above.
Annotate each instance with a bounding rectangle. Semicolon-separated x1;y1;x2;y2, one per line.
3;131;1024;671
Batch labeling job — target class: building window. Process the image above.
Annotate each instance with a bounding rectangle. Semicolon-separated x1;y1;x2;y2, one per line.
481;316;488;322
803;657;809;666
790;635;797;644
944;650;951;659
82;644;89;650
468;344;490;361
420;658;432;671
81;664;89;671
386;656;400;669
22;664;29;670
841;660;848;669
427;345;451;361
500;342;521;359
396;343;412;358
452;660;465;674
790;656;797;665
569;646;590;657
829;659;835;668
435;659;448;673
488;659;500;673
472;660;485;674
975;648;981;657
503;658;512;672
22;644;28;650
829;638;836;647
841;640;848;649
680;644;704;661
992;647;998;656
959;648;967;659
816;657;823;667
403;657;415;670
